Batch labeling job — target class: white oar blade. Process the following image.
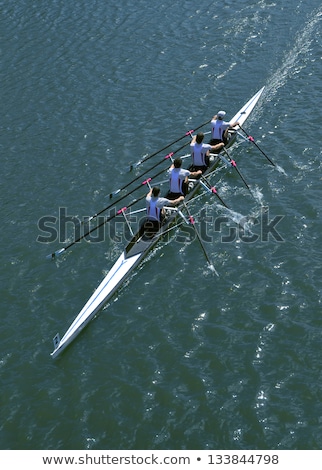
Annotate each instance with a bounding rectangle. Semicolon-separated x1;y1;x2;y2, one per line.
109;189;121;199
209;263;219;276
46;248;65;260
129;161;142;171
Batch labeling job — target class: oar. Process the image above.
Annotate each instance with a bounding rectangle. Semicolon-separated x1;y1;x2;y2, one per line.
183;201;219;275
129;118;211;170
88;173;151;225
236;131;250;143
47;194;147;259
89;160;175;226
109;140;190;199
199;175;229;208
238;125;275;166
47;163;171;259
222;148;254;197
200;175;252;232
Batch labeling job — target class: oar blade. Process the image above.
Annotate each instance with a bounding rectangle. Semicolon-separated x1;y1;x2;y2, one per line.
46;248;65;260
109;189;121;199
129;161;142;172
208;262;219;276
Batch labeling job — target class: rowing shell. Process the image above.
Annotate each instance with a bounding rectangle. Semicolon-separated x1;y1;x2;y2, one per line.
50;87;265;358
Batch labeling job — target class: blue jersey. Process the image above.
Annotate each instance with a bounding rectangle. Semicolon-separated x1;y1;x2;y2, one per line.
146;195;169;221
190;142;212;166
169;167;190;194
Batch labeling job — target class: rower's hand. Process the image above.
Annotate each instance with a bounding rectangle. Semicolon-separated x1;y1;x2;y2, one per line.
179;196;185;202
197;170;203;175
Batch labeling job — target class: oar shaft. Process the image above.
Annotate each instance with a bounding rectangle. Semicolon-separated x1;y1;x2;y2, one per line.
109;121;210;203
183;202;218;275
200;177;229;208
222;148;252;195
130;118;211;169
55;194;146;256
112;140;190;198
64;194;146;251
48;164;170;258
48;120;212;259
239;125;275;166
98;155;178;223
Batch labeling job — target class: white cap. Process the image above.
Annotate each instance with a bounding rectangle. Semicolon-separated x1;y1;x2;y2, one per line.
217;110;226;118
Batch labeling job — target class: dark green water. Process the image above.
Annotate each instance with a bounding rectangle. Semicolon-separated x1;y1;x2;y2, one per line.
1;0;322;450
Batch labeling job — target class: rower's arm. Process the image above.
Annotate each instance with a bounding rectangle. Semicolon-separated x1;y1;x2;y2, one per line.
170;195;185;205
229;121;240;128
211;142;225;152
189;170;202;178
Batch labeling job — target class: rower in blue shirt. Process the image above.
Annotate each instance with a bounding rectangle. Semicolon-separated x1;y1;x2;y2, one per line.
168;157;202;199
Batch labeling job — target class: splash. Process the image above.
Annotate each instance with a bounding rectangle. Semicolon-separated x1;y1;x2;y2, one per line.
252;186;264;205
220;207;254;237
275;164;287;176
208;263;219;276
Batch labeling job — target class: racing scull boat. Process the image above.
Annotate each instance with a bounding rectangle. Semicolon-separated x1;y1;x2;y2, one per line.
50;87;265;358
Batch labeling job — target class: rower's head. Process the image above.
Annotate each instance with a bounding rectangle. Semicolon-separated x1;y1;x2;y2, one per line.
173;157;182;168
217;110;226;120
152;187;160;197
196;132;204;144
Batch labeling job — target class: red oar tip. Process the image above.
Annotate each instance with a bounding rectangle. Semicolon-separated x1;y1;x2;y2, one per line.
142;177;152;185
117;206;127;214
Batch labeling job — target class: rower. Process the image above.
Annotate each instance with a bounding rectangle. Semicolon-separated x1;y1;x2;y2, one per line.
145;187;184;235
210;110;240;145
190;132;224;172
167;157;202;200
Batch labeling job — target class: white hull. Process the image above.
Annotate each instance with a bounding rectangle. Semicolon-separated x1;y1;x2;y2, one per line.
51;87;265;358
51;252;141;358
231;86;264;126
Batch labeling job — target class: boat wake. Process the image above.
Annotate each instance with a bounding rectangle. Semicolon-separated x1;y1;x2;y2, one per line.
264;6;322;100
